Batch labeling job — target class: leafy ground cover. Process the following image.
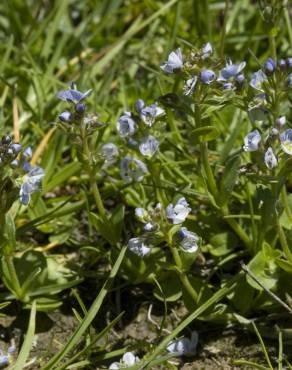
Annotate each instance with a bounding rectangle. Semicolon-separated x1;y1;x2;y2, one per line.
0;0;291;369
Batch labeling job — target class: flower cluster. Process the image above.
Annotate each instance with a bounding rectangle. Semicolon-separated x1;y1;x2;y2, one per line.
128;198;200;257
116;99;164;182
161;45;291;173
160;43;246;95
0;135;44;206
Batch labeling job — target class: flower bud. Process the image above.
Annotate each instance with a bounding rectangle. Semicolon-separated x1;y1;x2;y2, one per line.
264;58;276;74
279;59;287;69
200;69;216;84
75;103;86;113
276;116;286;127
58;111;72;122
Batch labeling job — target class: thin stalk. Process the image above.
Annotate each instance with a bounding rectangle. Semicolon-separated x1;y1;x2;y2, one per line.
80;125;106;219
222;207;252;250
269;34;277;62
167;234;198;303
220;0;230;59
246;183;257;252
195;103;252;250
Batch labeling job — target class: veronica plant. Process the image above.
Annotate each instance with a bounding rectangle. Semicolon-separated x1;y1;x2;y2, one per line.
0;135;45;302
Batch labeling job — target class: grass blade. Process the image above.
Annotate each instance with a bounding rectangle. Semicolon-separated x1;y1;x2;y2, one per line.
13;300;37;370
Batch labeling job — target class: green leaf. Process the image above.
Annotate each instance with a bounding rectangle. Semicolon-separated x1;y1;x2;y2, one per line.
191;126;220;143
219;155;241;205
44;162;81;192
153;273;182;302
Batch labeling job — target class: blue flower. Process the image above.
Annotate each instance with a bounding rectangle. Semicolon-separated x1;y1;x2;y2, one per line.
0;355;9;367
120;156;148;182
280;129;292;155
135;99;164;126
250;70;267;91
236;74;245;83
166;197;191;224
100;143;119;166
218;60;246;81
264;147;277;169
117;112;136;137
264;57;276;73
22;147;33;160
9;143;22;155
139;135;159;158
128;238;151;257
243;130;261;152
19;166;44;205
160;48;183;74
200;69;216;84
57;87;92;103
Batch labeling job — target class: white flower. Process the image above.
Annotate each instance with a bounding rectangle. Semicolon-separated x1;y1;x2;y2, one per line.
139;135;159;158
128;238;151;257
166;197;191;224
276;116;286;127
135;207;147;220
167;331;198;357
201;42;213;59
243;130;261;152
264;147;277;169
179;227;199;253
183;76;197;96
160;48;183;73
250;70;267;91
117;113;136;137
280;129;292;155
120;156;148;182
109;352;139;369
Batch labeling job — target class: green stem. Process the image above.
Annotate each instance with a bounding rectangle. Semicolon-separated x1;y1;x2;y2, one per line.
269;34;277;62
200;142;219;200
167;234;198;303
219;0;229;59
80;126;106;219
281;186;292;223
222;207;252;250
246;183;257;252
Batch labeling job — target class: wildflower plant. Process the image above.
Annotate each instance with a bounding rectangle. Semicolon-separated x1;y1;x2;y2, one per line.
1;1;292;369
